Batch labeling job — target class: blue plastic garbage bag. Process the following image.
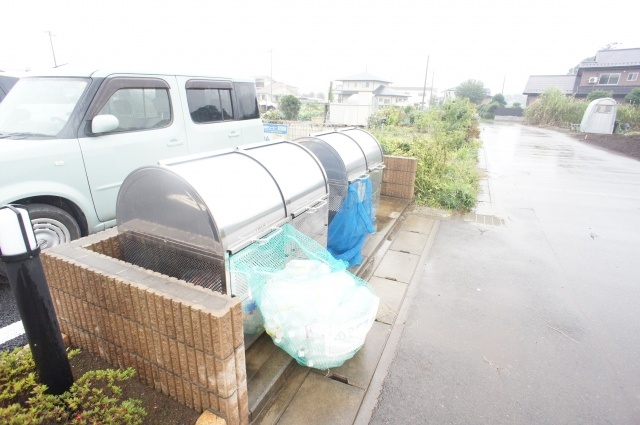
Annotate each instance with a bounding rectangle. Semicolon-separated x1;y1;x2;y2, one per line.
328;177;375;267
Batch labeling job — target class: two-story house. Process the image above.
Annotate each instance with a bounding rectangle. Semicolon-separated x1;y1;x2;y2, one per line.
575;48;640;102
330;72;410;125
523;48;640;105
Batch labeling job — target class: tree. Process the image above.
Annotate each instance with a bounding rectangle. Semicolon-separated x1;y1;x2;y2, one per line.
567;56;595;75
625;87;640;105
279;95;301;120
586;89;613;102
455;79;487;105
328;81;334;103
512;102;522;109
491;94;507;107
567;43;617;74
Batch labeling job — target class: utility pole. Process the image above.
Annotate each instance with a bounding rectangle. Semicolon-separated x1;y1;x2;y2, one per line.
430;70;435;106
501;75;506;94
421;55;430;109
270;49;273;106
45;31;57;68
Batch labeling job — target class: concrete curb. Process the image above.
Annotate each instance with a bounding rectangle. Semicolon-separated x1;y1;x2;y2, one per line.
353;218;440;425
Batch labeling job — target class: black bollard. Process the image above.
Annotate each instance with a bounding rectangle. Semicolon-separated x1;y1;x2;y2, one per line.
0;205;74;395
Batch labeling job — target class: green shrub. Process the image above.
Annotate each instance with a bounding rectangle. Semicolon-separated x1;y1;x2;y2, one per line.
586;89;613;102
478;101;500;119
524;88;587;127
370;99;480;211
0;348;146;424
279;95;301;120
625;88;640;105
524;87;640;130
617;104;640;130
298;103;326;121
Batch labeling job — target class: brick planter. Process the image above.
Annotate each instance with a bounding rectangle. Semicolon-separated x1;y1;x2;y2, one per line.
42;228;248;425
381;155;417;200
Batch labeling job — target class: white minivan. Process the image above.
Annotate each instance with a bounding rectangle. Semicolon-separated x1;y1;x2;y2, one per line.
0;67;263;250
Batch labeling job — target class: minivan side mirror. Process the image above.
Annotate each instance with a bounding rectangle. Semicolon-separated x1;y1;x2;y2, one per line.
91;114;119;134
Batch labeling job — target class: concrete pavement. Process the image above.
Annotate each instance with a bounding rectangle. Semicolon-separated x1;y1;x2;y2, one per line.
364;123;640;424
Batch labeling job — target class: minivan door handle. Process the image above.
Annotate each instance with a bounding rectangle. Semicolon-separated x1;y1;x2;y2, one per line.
167;139;184;147
228;131;240;138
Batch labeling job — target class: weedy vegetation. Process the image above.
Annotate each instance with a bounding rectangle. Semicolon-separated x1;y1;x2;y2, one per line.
0;347;146;424
369;100;481;211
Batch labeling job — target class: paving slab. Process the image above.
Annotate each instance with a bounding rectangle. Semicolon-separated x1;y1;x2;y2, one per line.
369;277;408;325
252;365;310;425
389;230;430;255
372;250;420;284
400;215;435;234
311;320;390;390
277;372;364;425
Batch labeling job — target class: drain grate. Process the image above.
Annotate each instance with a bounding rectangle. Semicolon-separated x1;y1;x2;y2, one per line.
467;214;505;226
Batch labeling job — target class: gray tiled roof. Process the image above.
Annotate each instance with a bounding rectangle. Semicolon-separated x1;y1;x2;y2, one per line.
337;72;392;83
523;75;577;94
580;48;640;68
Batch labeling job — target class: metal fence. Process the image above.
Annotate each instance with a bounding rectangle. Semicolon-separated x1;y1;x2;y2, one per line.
263;120;349;140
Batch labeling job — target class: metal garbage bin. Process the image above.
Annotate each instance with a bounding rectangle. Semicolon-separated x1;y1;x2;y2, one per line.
115;142;328;298
336;128;385;219
296;131;367;224
240;140;329;246
296;129;384;225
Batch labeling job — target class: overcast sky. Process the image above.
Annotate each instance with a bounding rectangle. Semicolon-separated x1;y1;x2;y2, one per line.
2;0;639;96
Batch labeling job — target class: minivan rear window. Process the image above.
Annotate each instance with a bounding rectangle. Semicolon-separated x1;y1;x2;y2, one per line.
235;82;260;120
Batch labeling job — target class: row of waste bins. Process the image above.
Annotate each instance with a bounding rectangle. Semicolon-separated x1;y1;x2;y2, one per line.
115;128;385;365
116;127;384;295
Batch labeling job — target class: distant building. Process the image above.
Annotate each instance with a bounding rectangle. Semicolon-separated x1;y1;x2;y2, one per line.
255;76;299;109
392;86;439;107
575;48;640;102
330;72;411;126
523;75;576;106
524;48;640;105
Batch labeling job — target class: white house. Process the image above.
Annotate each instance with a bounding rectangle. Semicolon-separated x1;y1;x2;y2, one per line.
255;76;299;109
329;72;411;126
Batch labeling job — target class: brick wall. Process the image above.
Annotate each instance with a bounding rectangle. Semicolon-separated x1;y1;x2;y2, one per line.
381;155;417;200
41;228;248;425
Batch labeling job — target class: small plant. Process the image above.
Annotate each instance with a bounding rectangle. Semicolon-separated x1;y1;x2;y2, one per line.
261;109;281;120
0;347;146;424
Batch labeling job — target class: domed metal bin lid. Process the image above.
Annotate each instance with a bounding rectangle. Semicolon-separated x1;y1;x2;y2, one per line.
296;131;368;184
117;150;287;257
338;128;384;170
240;140;328;217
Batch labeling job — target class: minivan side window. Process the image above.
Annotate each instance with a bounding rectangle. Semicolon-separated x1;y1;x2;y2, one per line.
97;88;171;132
235;82;260;120
186;83;235;124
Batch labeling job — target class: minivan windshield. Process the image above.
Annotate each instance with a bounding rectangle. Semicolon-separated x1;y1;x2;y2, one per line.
0;77;89;138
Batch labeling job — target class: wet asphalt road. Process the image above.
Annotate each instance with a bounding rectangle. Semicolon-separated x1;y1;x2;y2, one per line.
0;273;28;351
371;123;640;424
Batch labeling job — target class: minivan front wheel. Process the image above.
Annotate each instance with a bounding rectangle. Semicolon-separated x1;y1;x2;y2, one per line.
26;204;81;250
